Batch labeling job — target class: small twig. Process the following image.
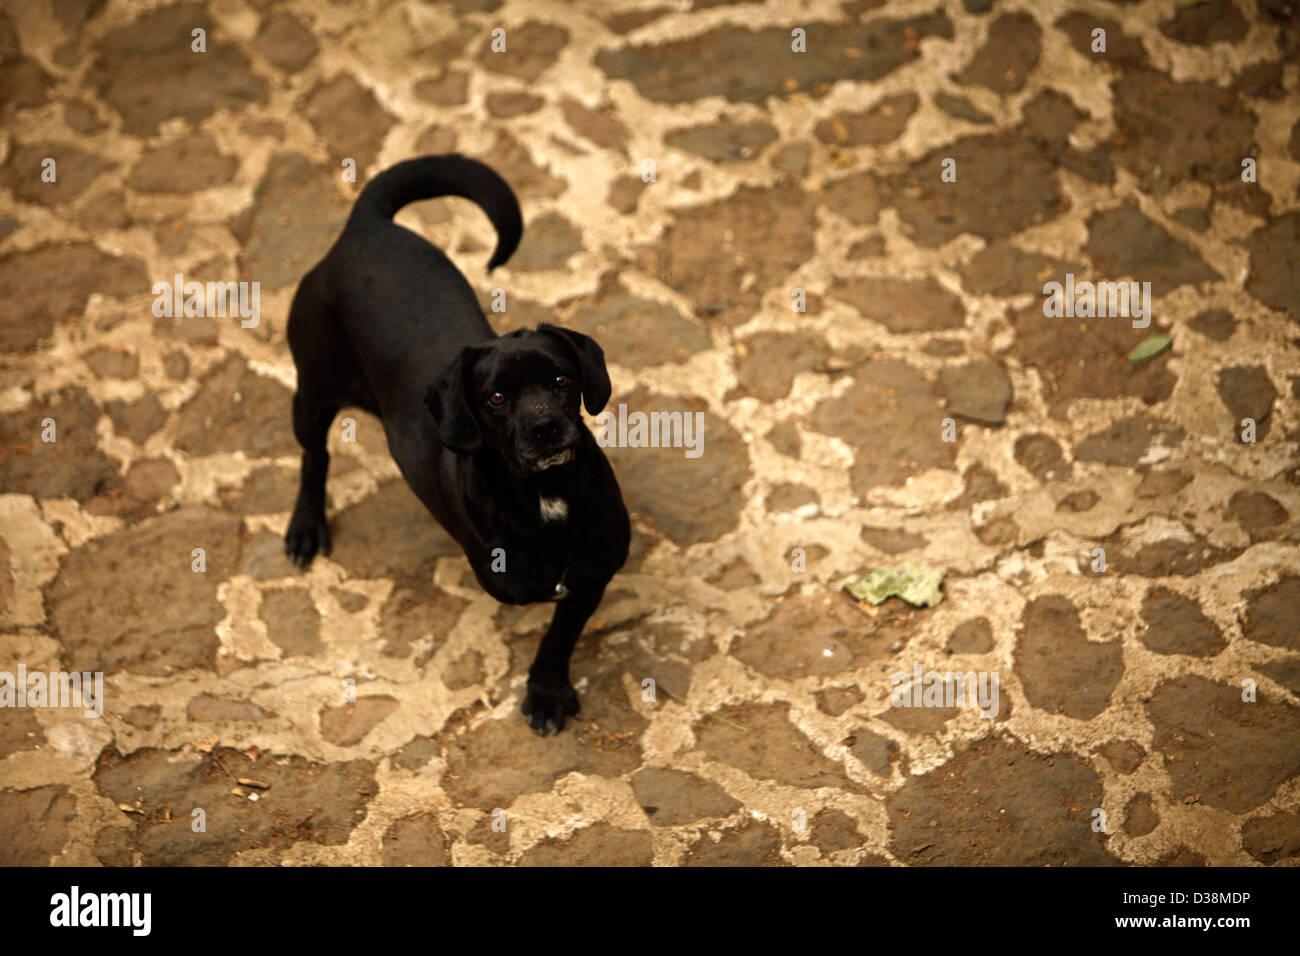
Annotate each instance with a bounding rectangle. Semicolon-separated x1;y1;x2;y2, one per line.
703;710;750;733
211;753;239;782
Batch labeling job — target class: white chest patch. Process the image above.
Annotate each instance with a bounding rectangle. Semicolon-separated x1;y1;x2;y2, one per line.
539;496;568;521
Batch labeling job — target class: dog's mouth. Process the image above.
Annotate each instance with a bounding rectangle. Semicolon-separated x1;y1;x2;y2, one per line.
530;448;574;472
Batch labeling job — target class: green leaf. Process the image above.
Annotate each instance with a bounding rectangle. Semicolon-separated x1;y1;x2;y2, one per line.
1128;334;1172;363
844;562;944;608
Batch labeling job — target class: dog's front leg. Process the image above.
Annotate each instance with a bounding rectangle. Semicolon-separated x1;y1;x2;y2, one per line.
522;585;605;735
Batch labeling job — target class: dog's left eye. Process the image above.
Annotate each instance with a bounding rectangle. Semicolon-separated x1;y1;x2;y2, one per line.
555;375;570;388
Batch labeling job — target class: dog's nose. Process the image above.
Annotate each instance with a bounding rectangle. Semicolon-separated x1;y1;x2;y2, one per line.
530;413;562;442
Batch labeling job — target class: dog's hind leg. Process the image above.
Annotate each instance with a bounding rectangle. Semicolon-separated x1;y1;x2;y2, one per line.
283;269;354;568
284;388;340;567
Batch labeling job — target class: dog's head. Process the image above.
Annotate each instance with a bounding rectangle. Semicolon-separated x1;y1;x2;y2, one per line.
424;325;610;474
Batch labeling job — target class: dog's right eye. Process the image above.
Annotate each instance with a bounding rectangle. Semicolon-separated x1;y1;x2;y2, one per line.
487;392;506;407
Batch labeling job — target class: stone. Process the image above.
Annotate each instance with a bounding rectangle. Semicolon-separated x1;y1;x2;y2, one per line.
939;359;1012;425
1016;595;1122;719
89;3;267;136
128;133;238;193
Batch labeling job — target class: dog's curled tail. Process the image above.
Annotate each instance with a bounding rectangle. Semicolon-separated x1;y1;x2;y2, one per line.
350;154;523;271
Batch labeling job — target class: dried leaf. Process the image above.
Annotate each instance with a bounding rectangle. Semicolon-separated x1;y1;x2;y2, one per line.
845;562;944;608
1128;334;1172;363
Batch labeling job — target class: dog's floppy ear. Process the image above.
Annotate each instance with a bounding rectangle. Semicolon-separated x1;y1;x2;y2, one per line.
538;323;611;415
424;346;482;455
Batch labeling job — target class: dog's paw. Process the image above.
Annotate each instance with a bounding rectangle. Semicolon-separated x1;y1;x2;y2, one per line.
284;511;331;568
521;678;580;736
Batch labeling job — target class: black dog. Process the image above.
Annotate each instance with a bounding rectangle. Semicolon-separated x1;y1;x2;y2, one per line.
283;155;630;734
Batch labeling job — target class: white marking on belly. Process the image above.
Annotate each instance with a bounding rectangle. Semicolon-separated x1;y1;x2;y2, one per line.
540;496;568;521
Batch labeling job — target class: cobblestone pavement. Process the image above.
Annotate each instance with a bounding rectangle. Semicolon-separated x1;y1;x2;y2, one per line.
1;0;1298;866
